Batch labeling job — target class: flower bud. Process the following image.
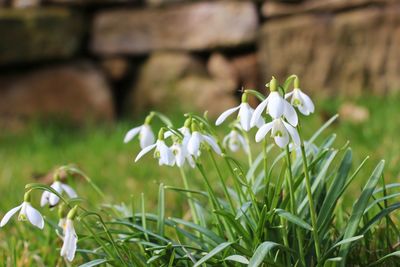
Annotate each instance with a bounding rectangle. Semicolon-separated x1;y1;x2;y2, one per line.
294;76;300;89
241;92;248;103
67;205;78;220
269;77;277;92
23;191;32;202
158;128;166;140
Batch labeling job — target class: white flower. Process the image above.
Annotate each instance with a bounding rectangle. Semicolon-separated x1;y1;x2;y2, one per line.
285;88;315;115
255;118;300;148
251;91;298;127
223;129;249;154
187;131;222;158
40;181;77;207
0;202;44;229
60;219;77;262
124;124;155;149
216;102;264;131
165;126;191;142
135;140;174;166
171;142;195;168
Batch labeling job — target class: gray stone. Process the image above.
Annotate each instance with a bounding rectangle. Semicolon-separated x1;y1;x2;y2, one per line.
0;62;114;129
259;5;400;96
0;8;84;65
91;1;258;54
128;52;238;117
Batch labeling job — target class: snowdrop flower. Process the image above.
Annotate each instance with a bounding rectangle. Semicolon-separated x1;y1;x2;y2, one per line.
41;181;77;207
285;78;314;115
135;128;174;166
171;142;195;168
255;118;300;148
124;114;155;149
251;77;298;127
223;129;250;154
0;192;44;229
216;93;264;131
187;123;221;158
60;206;78;262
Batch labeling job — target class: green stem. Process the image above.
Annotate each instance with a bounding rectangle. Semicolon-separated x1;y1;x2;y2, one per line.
298;128;322;263
262;138;271;210
285;147;306;267
208;150;235;212
243;131;254;179
179;167;200;225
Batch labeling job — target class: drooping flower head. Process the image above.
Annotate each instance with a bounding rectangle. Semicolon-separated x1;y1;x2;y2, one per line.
255;118;300;148
124;113;155;149
187;121;221;158
216;92;264;131
285;77;315;116
41;177;77;208
60;205;78;262
0;191;44;229
251;77;298;127
223;125;250;155
135;128;174;166
167;118;196;168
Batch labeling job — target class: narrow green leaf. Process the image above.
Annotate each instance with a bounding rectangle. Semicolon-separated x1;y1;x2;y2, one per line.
79;259;109;267
248;242;285;267
193;242;233;267
338;160;385;266
275;209;312;231
368;251;400;267
317;149;353;233
157;183;165;236
225;255;249;265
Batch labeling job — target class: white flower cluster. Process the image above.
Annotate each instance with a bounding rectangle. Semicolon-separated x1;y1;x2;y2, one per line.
124;76;314;167
216;76;314;148
0;171;79;262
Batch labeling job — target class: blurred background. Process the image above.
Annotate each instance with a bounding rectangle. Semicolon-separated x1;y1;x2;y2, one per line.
0;0;399;214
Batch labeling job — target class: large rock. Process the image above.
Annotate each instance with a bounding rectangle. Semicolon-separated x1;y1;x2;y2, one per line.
262;0;386;18
259;5;400;95
91;2;258;54
0;8;83;65
0;62;114;129
128;52;238;117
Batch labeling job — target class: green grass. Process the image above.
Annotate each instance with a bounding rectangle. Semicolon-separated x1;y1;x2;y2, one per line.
0;94;399;265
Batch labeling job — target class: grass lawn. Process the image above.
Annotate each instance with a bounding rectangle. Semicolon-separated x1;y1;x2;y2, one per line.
0;94;399;265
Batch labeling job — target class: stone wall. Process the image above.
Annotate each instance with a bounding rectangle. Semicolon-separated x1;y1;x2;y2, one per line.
0;0;399;128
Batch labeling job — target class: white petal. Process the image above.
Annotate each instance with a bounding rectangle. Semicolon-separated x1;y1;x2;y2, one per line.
238;103;252;131
238;134;250;154
203;135;222;155
187;132;201;156
284;101;298;126
40;191;50;207
123;126;142;143
61;184;77;198
283;121;301;146
274;132;289;148
26;203;44;229
222;133;230;148
215;105;240;126
135;143;157;162
300;91;315;114
49;182;63;206
255;122;274;142
61;220;77;262
164;130;173;139
0;204;22;227
256;116;265;128
250;99;268;127
157;141;174;166
268;92;285;119
285;91;294;99
140;125;155;149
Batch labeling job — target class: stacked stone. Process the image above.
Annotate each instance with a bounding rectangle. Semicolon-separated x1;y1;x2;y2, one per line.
0;0;398;128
